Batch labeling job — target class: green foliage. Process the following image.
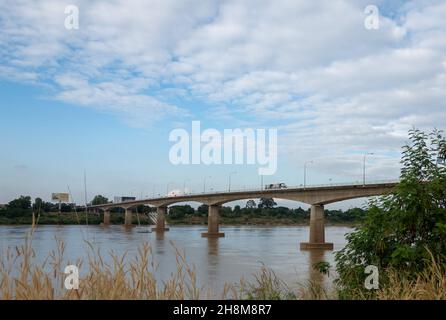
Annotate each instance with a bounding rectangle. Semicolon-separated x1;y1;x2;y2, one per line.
169;204;195;219
326;208;366;222
220;206;235;217
8;196;31;210
245;200;256;209
335;128;446;298
91;195;109;205
197;204;209;216
31;198;60;212
1;194;368;226
258;198;277;209
313;261;331;276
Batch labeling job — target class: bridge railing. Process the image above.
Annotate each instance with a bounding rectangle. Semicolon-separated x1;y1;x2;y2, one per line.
178;179;399;196
103;179;400;205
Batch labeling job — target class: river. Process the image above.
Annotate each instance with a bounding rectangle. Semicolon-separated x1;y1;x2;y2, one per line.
0;225;352;295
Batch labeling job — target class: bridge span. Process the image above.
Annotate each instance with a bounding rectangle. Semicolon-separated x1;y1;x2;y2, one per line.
90;181;398;250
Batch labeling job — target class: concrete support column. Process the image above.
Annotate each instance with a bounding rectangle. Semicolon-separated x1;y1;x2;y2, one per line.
300;204;333;250
152;206;170;232
201;205;224;238
124;208;133;226
103;210;111;225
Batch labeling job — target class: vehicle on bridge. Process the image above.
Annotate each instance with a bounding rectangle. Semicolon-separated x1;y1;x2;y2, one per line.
114;196;136;203
264;183;287;190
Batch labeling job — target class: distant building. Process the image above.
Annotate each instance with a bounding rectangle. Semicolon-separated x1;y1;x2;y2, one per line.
0;204;6;210
113;196;136;203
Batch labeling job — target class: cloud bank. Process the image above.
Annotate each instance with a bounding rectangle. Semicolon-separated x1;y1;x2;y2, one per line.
1;0;445;178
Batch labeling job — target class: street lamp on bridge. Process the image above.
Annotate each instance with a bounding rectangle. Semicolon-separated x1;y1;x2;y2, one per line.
203;176;211;193
183;179;191;195
166;182;174;196
304;160;313;189
363;152;374;186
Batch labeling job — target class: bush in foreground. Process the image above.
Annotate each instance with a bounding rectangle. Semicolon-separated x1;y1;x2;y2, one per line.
335;129;446;298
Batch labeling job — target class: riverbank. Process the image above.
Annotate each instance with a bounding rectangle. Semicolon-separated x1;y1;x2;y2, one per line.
1;233;444;300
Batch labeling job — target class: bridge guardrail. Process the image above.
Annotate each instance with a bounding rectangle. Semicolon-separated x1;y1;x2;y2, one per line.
174;179;399;197
93;179;399;207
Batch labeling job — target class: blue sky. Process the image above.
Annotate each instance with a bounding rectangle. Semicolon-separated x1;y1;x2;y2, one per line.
1;0;445;209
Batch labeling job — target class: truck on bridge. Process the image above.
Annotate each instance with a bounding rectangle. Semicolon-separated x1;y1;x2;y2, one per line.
264;183;287;190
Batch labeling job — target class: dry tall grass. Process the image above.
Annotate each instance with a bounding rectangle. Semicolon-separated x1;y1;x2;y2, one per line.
375;257;446;300
0;232;213;300
1;231;444;300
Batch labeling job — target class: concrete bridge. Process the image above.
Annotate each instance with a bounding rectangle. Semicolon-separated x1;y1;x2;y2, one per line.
90;181;397;250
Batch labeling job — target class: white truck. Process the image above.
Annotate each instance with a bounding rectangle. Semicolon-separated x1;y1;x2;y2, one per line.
264;183;287;190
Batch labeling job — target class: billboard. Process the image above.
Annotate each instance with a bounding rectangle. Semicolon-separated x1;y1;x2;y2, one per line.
52;193;69;202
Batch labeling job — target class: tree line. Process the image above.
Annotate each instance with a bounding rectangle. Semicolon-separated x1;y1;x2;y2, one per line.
0;194;366;224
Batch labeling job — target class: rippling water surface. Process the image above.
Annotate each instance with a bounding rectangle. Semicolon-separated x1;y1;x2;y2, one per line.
0;225;352;293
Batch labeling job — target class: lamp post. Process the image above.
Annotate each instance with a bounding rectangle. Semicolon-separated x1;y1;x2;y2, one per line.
203;176;211;193
304;160;313;189
183;179;190;195
228;171;237;192
363;153;374;186
166;182;173;196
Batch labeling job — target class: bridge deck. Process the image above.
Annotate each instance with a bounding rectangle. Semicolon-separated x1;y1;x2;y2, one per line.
90;180;398;209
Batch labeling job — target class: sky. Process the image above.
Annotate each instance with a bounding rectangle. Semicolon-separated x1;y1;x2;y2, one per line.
0;0;445;209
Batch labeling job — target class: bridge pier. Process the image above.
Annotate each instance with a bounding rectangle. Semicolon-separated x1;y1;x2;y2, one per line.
201;205;224;238
300;204;333;250
124;208;133;226
152;206;170;232
103;210;111;225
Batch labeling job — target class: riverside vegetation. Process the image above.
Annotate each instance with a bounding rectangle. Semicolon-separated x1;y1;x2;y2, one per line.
0;196;366;226
0;128;445;300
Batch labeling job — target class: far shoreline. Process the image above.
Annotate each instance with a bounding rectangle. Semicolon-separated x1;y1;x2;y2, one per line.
0;221;358;227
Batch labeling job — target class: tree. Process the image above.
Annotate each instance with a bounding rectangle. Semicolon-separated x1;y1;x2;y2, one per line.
8;196;31;210
33;198;43;211
335;129;446;297
60;203;73;212
220;206;233;217
258;197;277;209
197;204;209;216
33;198;53;212
169;205;195;219
246;200;256;209
91;195;109;205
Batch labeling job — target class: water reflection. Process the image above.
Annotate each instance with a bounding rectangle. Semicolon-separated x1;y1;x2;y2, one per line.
207;238;219;256
154;230;166;254
155;230;165;241
308;249;327;286
0;225;351;294
206;238;221;287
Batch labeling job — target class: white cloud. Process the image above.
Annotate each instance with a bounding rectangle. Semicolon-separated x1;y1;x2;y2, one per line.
0;0;445;178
